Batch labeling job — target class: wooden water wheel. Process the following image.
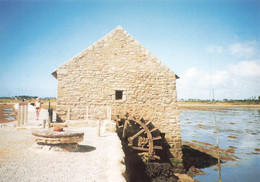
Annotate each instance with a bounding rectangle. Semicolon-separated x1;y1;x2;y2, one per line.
115;112;163;162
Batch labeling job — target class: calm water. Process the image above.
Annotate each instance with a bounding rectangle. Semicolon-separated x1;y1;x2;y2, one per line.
179;107;260;182
3;108;15;120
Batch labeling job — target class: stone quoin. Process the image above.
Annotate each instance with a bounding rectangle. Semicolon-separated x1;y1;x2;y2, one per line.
52;26;183;160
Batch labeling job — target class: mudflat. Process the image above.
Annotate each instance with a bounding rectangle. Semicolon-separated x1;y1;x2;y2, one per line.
178;102;260;109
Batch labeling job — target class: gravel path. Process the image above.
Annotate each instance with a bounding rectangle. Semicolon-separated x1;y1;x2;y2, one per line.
0;128;126;182
0;104;126;182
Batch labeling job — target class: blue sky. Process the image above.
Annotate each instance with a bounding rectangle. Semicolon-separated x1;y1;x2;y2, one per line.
0;0;259;100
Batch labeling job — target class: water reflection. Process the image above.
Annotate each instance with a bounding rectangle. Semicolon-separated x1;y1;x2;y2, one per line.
179;107;260;182
257;109;260;116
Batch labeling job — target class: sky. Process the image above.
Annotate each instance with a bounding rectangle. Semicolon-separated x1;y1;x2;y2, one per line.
0;0;259;100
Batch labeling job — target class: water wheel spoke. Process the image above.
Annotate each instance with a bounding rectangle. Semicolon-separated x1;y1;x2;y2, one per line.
131;146;149;151
148;139;153;156
128;128;145;143
152;136;162;140
138;152;148;156
122;119;128;138
150;127;159;133
153;145;163;150
151;155;160;160
144;126;158;134
145;120;152;126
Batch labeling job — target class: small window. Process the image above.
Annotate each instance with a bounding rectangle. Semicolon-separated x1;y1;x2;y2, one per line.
115;90;123;100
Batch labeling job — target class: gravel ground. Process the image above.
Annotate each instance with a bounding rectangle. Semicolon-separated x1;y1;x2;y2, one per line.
0;128;126;182
0;104;126;182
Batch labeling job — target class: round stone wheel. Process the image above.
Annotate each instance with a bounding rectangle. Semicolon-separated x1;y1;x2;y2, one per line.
32;128;84;145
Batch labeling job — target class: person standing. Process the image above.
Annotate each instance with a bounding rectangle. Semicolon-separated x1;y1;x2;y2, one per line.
35;98;41;120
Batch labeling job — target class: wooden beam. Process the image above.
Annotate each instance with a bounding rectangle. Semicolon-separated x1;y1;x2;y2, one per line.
145;120;152;126
138;152;148;156
128;129;145;142
151;155;160;160
131;146;149;151
153;146;163;150
122;119;128;139
152;136;162;141
150;127;159;133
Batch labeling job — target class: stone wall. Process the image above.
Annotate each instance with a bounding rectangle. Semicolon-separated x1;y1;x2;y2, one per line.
55;26;182;159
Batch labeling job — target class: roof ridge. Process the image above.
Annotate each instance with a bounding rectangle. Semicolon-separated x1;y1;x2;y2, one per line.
115;25;123;30
53;26;174;75
53;26;126;70
81;25;128;54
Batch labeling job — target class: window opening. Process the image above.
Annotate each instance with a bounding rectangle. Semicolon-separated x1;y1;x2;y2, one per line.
115;90;123;100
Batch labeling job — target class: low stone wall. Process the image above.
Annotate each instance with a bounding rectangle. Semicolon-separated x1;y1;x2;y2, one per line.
66;119;116;133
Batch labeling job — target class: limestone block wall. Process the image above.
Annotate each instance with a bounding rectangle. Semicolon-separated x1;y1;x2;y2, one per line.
55;26;182;159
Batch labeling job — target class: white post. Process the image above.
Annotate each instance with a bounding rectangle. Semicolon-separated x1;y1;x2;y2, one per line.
25;105;28;124
107;105;111;120
52;111;57;122
21;106;24;125
47;120;50;128
17;105;21;127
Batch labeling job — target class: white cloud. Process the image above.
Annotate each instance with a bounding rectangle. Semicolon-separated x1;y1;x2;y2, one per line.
206;45;223;54
177;61;260;100
228;41;258;59
227;60;260;77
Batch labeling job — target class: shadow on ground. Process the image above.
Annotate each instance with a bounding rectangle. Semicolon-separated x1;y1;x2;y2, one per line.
79;145;96;153
182;145;218;170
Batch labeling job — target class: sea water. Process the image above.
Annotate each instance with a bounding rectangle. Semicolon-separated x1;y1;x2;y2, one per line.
3;108;15;120
179;107;260;182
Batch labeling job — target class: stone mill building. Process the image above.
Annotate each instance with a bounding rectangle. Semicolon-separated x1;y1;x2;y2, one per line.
52;26;183;161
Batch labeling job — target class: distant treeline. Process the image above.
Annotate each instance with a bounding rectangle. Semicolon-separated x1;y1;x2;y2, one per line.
222;99;260;104
179;98;260;104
